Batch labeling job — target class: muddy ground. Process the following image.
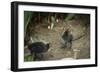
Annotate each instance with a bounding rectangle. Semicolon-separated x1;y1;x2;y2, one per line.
24;16;90;61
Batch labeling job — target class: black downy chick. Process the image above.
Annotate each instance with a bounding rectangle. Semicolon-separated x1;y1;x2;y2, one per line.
62;29;73;49
28;42;50;61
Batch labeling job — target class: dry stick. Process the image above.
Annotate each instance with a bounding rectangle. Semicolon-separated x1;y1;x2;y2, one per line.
63;21;87;41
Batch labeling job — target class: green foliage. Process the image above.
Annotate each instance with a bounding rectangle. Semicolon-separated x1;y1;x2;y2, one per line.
65;14;75;21
24;11;33;36
24;55;33;62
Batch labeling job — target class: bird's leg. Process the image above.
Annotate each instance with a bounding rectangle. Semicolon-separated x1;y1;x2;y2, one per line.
37;53;44;61
33;53;37;61
63;41;68;48
61;42;67;48
69;42;72;49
